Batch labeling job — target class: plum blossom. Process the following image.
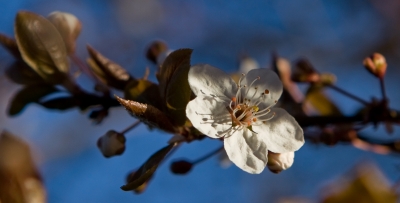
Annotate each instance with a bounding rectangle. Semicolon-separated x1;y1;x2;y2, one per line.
185;64;304;174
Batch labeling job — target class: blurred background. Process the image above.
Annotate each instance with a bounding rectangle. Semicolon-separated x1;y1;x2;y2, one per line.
1;0;400;202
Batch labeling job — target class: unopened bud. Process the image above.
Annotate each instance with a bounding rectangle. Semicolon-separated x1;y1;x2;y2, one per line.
47;11;82;54
267;151;294;174
145;40;168;64
170;160;193;175
239;56;259;73
363;53;387;79
97;130;126;158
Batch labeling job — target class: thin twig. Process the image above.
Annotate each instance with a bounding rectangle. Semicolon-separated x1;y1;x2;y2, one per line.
328;85;369;106
380;77;387;100
120;120;141;134
192;146;224;165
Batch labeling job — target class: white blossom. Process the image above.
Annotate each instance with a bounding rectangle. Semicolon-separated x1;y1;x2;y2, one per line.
186;64;304;174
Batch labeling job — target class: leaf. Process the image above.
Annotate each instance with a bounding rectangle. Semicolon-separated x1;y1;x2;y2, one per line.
5;61;45;85
124;79;162;109
39;97;79;110
87;45;132;90
0;33;21;59
8;84;59;116
47;11;82;54
120;143;176;191
158;49;193;126
303;85;342;116
116;96;176;133
14;11;69;83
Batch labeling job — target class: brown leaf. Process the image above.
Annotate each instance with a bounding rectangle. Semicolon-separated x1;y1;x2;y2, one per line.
124;79;162;109
121;143;176;191
5;61;45;85
87;45;132;90
14;11;69;83
0;33;21;59
47;11;82;54
115;96;176;133
0;131;46;203
8;84;59;116
158;49;193;126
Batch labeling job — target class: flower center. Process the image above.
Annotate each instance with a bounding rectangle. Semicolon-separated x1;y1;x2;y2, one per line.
227;74;276;131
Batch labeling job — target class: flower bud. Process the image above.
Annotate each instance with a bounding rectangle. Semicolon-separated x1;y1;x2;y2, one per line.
170;160;193;175
239;56;259;73
145;40;168;64
267;151;294;174
97;130;126;158
363;53;387;79
47;11;82;54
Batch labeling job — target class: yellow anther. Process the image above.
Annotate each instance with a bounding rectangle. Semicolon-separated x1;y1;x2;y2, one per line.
252;106;259;112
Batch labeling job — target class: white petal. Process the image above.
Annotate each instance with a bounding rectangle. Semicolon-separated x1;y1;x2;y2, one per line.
224;128;268;174
188;64;237;99
267;151;294;173
186;96;232;139
240;68;283;107
253;108;304;153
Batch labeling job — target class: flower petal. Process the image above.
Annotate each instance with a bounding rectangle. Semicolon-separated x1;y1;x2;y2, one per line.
224;128;268;174
240;68;283;107
253;108;304;153
188;64;237;99
186;96;232;139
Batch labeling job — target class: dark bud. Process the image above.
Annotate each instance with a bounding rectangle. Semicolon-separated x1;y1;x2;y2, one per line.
170;160;193;175
145;40;168;64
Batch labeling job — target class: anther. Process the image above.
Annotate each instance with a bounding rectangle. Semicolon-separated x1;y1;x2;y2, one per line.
264;89;269;94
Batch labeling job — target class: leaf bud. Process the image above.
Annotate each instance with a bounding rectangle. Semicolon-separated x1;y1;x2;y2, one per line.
97;130;126;158
363;53;387;79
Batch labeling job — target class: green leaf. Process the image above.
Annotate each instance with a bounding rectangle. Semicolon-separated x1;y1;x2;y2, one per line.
8;84;59;115
121;143;176;191
116;96;176;133
5;61;45;85
124;79;162;109
0;33;20;59
158;49;193;126
14;11;69;83
304;85;342;116
87;45;132;90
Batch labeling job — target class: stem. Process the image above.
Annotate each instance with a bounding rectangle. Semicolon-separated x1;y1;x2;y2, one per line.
192;146;224;165
70;54;97;81
328;85;369;106
120;120;141;134
380;77;387;100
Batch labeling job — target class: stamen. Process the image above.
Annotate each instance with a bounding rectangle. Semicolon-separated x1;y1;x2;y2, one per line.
244;77;260;100
256;112;276;122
